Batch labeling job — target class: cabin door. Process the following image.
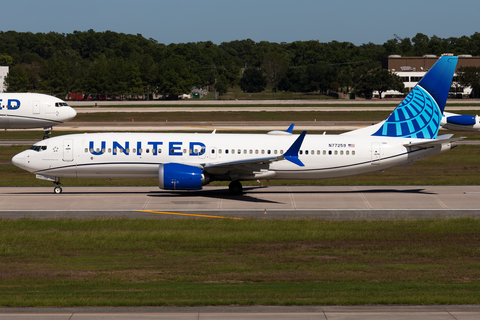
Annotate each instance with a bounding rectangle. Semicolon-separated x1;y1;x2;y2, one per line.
33;101;40;114
371;142;381;165
63;139;74;162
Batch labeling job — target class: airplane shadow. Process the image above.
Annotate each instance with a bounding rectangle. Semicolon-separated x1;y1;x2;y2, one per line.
147;186;280;204
146;186;435;204
6;187;434;200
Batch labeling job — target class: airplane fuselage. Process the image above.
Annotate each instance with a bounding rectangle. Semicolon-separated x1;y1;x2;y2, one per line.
0;93;76;129
12;132;448;182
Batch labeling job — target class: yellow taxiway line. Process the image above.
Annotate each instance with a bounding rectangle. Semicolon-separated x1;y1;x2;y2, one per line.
137;210;244;220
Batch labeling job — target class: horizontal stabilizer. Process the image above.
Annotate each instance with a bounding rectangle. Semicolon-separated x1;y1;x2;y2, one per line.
404;135;464;149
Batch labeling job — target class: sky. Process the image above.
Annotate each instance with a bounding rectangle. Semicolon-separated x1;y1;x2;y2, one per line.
1;0;479;45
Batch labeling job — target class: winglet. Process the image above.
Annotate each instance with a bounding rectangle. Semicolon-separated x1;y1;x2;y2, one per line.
282;131;306;166
286;124;294;133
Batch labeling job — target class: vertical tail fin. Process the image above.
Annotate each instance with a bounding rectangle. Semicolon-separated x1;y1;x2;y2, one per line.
371;56;458;139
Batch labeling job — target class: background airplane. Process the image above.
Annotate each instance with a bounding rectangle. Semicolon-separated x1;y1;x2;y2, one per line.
0;93;76;138
441;111;480;131
12;56;461;195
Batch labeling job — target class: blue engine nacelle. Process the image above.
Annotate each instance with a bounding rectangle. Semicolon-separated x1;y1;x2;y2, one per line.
159;163;207;190
446;115;476;126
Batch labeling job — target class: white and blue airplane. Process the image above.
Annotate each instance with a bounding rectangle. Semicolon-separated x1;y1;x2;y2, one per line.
441;111;480;131
12;56;462;194
0;93;77;137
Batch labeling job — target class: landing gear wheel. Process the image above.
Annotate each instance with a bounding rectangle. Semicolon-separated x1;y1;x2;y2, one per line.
53;186;63;194
43;126;52;140
229;180;243;195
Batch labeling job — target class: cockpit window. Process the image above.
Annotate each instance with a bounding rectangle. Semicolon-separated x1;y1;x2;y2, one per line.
55;102;69;107
29;145;47;152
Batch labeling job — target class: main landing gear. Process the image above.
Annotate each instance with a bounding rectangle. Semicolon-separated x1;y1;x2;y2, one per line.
43;126;52;140
228;180;243;196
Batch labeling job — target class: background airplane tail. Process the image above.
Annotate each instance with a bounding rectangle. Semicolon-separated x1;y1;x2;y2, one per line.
343;56;458;139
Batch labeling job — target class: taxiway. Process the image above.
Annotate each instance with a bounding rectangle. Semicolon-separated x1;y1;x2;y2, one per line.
0;185;479;220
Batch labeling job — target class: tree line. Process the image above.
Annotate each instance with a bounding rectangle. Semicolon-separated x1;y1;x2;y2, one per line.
1;30;480;99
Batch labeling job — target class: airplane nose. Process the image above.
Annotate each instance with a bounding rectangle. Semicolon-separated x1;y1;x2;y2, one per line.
68;107;77;120
12;152;25;169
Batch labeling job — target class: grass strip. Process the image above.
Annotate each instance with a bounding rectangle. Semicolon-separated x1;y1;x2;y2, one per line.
70;111;393;122
0;218;479;306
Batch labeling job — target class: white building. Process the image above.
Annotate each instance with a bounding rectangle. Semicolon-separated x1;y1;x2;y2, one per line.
376;69;472;99
376;54;475;98
0;66;8;92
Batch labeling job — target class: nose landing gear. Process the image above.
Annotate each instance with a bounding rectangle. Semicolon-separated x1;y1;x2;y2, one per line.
43;126;52;140
53;185;63;194
52;178;62;194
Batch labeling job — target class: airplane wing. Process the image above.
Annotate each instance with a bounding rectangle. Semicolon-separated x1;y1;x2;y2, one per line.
404;134;465;149
203;131;306;175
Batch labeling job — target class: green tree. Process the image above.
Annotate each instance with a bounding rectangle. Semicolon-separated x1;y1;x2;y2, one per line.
240;68;267;93
457;66;480;98
0;54;13;65
5;65;29;92
261;52;288;87
214;74;229;96
355;68;404;99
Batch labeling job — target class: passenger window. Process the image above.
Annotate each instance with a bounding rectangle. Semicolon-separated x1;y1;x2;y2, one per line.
329;150;332;155
85;148;88;153
323;150;326;155
317;150;320;155
146;149;150;153
340;150;343;155
225;149;229;154
346;150;349;155
268;150;271;154
158;149;162;154
108;148;112;153
219;149;222;154
352;150;356;155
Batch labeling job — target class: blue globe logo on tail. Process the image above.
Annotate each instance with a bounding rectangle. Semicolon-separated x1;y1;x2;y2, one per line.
372;85;441;139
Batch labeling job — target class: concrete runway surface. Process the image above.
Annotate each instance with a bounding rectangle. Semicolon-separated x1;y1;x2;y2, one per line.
0;305;480;319
1;185;480;220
